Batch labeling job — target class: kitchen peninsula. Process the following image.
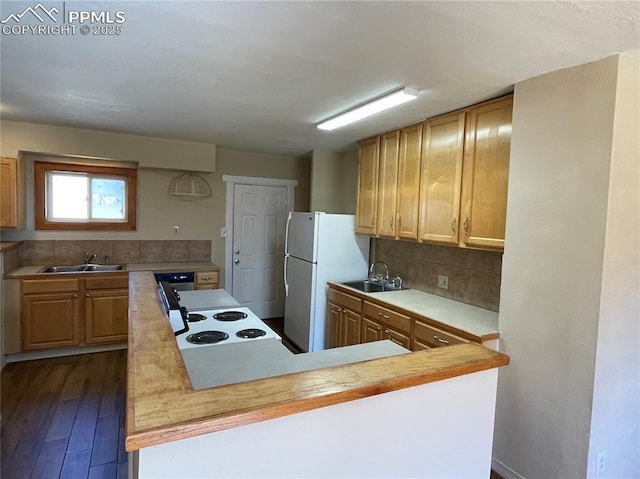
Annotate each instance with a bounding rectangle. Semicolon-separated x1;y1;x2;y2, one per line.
126;271;509;478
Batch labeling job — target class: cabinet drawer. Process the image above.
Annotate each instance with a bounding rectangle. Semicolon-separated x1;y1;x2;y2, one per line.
195;271;219;285
85;275;129;290
23;279;80;295
363;301;411;333
414;320;468;348
328;288;362;313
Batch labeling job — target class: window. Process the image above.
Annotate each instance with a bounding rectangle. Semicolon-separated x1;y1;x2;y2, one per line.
34;161;137;231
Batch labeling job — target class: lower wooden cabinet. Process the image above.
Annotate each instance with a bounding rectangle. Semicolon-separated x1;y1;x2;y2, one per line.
195;270;219;290
327;284;477;352
413;320;468;350
21;274;129;351
327;288;362;349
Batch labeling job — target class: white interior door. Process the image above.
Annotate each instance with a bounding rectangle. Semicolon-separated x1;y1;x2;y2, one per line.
231;184;288;318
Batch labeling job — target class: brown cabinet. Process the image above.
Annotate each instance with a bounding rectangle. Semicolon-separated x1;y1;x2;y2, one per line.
84;275;129;345
0;157;25;229
355;137;380;235
22;279;81;350
460;96;513;250
361;301;411;349
195;270;219;290
377;131;400;238
327;288;362;349
21;274;129;351
412;320;468;350
418;112;465;244
396;123;423;240
354;96;512;252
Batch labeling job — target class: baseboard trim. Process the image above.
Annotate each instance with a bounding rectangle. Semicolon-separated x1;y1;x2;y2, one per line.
492;457;526;479
4;343;127;364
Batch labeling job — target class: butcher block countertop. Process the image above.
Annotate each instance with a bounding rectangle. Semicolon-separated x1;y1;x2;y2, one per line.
126;271;509;451
329;282;500;342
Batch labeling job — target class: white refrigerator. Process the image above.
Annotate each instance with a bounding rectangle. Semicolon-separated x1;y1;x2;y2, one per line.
284;212;370;352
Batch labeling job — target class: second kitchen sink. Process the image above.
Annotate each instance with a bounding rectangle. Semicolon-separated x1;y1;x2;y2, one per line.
341;280;408;293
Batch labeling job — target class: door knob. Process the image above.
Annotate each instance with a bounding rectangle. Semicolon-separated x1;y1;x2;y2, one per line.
234;259;240;264
234;249;240;254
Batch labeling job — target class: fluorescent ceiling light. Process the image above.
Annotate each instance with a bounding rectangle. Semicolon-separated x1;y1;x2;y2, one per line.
317;87;419;131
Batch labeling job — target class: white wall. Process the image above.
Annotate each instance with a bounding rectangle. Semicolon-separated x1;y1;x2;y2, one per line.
494;54;638;478
587;53;640;478
0;123;311;271
139;369;499;479
0;120;217;171
310;149;358;214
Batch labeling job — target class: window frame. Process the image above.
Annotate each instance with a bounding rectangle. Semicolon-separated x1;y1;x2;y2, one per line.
34;161;137;231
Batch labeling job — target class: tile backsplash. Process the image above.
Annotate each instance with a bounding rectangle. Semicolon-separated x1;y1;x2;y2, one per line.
374;239;502;312
20;240;211;266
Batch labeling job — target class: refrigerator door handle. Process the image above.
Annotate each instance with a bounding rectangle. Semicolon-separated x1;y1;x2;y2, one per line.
284;254;289;296
284;210;293;256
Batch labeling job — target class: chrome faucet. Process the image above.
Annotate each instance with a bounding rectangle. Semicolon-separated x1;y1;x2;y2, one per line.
368;261;389;282
84;252;97;264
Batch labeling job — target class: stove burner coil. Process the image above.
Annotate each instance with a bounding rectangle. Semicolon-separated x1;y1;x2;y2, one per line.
213;311;248;321
236;328;267;339
186;331;229;344
186;313;207;322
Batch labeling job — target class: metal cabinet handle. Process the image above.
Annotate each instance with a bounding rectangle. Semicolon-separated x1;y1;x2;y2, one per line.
234;249;240;254
86;293;90;297
378;312;390;320
451;218;457;234
234;259;240;264
433;335;450;345
463;217;469;235
73;294;78;298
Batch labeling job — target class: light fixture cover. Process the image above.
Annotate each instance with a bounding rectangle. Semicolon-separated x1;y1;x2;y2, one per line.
317;87;419;131
168;172;212;199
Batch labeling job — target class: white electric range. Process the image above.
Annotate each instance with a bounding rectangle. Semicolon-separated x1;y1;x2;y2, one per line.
176;306;281;350
157;281;280;350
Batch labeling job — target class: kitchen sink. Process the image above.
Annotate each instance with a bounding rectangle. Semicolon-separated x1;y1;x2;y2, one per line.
83;264;124;272
39;264;124;273
341;280;408;293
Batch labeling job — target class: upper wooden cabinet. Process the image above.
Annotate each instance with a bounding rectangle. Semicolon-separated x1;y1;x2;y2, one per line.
355;137;380;235
418;112;465;244
376;131;400;238
460;96;513;250
396;123;423;240
354;95;512;252
0;157;25;229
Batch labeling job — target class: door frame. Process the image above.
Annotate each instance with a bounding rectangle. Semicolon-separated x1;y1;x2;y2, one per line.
222;175;298;292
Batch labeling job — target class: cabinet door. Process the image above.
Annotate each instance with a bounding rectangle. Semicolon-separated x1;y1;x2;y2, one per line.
0;157;21;229
22;293;81;350
342;309;361;347
396;123;423;240
327;302;342;349
384;327;411;349
460;96;513;249
418;112;465;244
85;289;129;344
361;317;384;343
195;271;219;290
377;131;400;238
355;137;380;235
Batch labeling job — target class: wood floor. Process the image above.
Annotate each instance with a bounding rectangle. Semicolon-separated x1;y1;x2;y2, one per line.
1;350;128;479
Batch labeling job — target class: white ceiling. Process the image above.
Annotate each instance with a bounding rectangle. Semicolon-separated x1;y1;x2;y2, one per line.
1;1;639;157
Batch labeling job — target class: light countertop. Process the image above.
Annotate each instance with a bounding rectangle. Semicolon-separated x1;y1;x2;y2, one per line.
329;282;500;342
182;339;409;390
